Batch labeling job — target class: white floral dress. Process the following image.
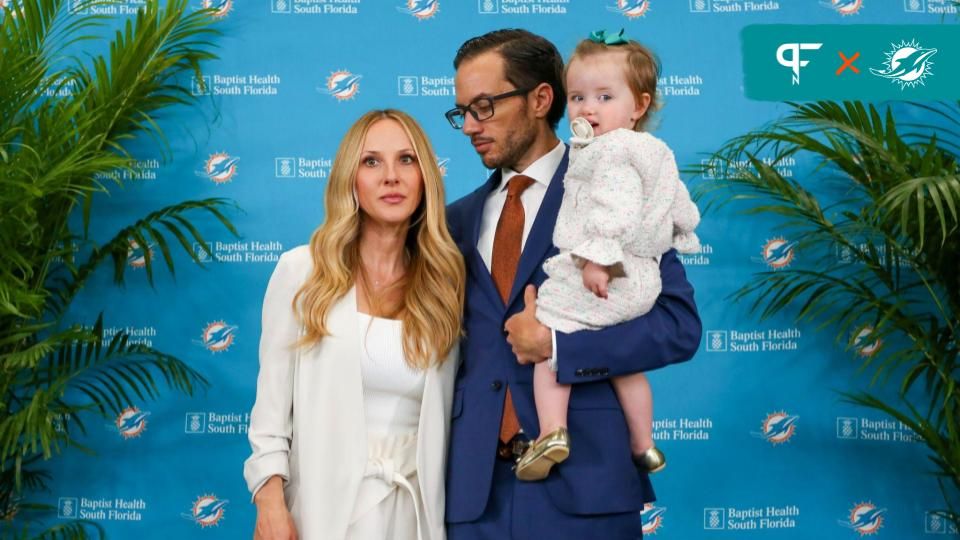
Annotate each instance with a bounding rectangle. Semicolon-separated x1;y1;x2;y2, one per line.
537;120;700;333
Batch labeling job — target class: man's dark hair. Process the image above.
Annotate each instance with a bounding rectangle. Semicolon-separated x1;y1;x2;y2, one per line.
453;29;565;131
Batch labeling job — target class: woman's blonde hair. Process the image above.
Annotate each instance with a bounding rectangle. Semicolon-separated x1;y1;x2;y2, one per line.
565;38;662;131
293;109;465;369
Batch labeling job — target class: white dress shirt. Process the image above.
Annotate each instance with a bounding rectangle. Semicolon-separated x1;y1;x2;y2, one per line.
477;140;565;370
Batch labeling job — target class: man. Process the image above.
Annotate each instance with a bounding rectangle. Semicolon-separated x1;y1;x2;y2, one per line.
444;29;701;539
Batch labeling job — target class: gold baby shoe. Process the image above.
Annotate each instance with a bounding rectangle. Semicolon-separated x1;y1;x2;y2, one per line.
634;445;666;474
515;427;570;481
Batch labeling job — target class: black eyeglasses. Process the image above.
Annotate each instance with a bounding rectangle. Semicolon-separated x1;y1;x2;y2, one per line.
444;88;531;129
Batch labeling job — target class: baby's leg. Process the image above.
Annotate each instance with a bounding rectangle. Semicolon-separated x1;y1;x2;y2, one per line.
534;360;571;439
612;372;654;456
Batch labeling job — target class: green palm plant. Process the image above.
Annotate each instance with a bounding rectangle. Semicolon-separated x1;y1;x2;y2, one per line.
697;100;960;528
1;0;237;537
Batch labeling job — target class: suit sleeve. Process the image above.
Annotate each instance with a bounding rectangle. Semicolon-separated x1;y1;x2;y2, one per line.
554;250;701;384
243;251;302;500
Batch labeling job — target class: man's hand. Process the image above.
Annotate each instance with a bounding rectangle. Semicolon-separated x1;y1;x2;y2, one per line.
504;285;553;365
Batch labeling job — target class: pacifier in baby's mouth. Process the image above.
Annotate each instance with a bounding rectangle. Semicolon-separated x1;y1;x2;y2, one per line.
570;117;595;140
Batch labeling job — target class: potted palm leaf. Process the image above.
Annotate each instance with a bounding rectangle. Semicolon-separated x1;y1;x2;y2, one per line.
1;0;237;537
697;100;960;528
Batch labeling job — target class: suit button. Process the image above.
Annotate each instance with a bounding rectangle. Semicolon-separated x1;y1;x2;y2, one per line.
491;380;503;391
601;368;609;376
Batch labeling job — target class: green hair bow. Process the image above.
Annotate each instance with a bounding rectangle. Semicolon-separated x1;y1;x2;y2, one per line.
588;29;628;46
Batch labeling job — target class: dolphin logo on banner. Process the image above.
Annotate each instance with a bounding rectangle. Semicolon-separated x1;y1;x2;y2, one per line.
870;39;937;89
398;0;439;19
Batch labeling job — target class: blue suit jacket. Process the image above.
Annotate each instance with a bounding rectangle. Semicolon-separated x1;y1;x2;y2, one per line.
444;147;702;523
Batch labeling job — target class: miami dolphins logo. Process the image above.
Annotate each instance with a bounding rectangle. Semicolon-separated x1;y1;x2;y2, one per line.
127;239;154;268
753;411;799;445
641;503;666;534
202;152;239;184
822;0;863;15
199;321;238;353
1;0;20;18
870;39;937;90
201;0;232;18
398;0;439;19
323;70;362;101
761;238;797;269
182;494;229;527
115;407;149;439
853;326;881;357
609;0;650;18
437;157;450;177
840;502;886;536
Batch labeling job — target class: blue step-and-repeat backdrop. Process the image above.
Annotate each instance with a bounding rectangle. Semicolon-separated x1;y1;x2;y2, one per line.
42;0;956;538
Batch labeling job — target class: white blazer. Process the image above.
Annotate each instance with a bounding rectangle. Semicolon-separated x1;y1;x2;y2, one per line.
243;245;457;540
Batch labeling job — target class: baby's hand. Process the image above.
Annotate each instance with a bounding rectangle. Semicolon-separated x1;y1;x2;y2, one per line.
581;261;611;299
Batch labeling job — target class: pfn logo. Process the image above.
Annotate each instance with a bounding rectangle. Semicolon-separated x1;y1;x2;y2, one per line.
777;43;823;85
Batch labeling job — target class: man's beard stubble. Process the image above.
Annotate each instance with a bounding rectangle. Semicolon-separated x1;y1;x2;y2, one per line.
483;104;538;171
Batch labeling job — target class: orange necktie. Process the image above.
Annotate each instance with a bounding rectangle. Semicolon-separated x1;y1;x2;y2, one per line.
491;175;534;444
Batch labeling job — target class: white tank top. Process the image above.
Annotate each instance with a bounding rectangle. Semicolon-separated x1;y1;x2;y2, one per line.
358;313;425;436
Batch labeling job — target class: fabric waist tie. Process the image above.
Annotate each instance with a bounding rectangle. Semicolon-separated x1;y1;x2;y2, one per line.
349;432;423;540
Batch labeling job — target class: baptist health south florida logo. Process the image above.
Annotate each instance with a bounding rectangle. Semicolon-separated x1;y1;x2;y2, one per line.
275;156;333;179
689;0;781;12
397;0;438;19
194;240;284;264
182;494;229;528
751;411;799;445
58;496;146;522
870;39;937;90
398;75;455;97
478;0;568;14
271;0;359;14
195;152;239;184
704;327;801;353
821;0;863;15
839;502;886;536
641;504;666;535
926;511;959;534
836;415;923;443
704;505;800;531
904;0;958;14
191;74;280;97
321;70;362;101
185;411;250;434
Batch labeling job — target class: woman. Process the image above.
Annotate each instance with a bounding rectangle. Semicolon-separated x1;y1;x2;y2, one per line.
243;109;465;540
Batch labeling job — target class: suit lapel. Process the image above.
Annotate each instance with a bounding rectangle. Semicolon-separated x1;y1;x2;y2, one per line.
465;170;505;310
506;148;569;310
